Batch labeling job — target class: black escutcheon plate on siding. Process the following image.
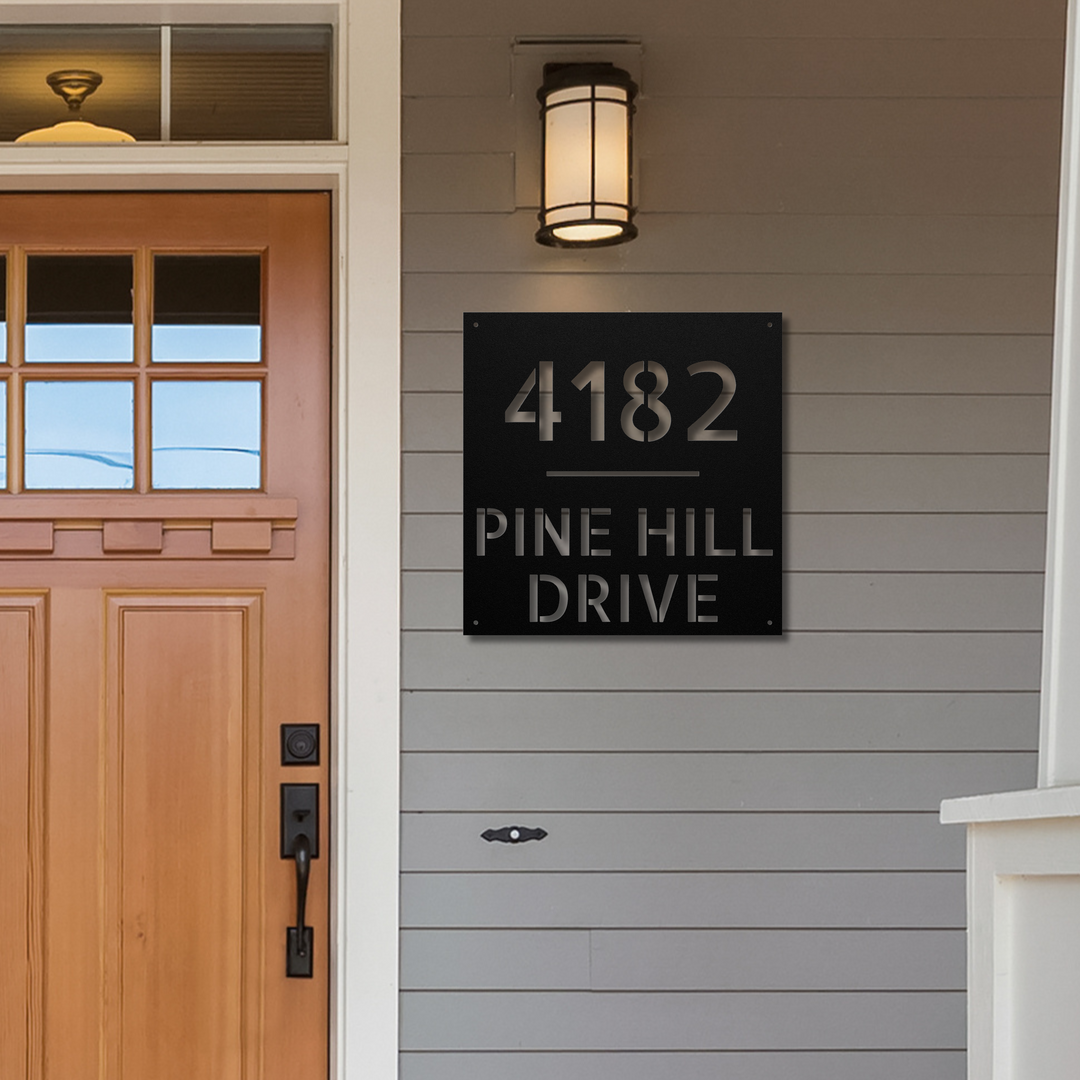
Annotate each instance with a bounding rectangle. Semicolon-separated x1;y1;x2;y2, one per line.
463;312;782;635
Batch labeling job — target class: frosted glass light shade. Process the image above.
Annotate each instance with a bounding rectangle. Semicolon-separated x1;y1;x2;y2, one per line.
536;63;638;247
16;119;135;143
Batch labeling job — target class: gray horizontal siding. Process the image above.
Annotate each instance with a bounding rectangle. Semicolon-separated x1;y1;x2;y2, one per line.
401;0;1061;1071
403;154;515;214
400;928;965;989
404;213;1057;272
404;97;1059;157
637;153;1060;214
404;453;1049;512
401;812;961;871
403;153;1062;215
403;571;1044;630
403;37;1063;99
642;38;1064;97
402;631;1041;691
399;1051;966;1080
401;692;1038;751
403;332;1052;394
403;0;1064;38
401;752;1034;811
403;273;1054;333
400;871;967;927
399;990;965;1050
403;392;1051;453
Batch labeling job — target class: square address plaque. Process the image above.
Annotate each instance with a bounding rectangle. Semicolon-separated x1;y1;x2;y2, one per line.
463;312;782;635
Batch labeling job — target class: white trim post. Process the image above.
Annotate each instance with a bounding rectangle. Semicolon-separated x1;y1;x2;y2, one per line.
1041;0;1080;787
337;0;401;1077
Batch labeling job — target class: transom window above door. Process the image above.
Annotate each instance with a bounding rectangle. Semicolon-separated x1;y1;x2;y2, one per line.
0;250;264;491
0;24;335;142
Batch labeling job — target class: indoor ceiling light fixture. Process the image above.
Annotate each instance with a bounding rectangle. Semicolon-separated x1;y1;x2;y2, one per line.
535;62;638;248
16;69;135;144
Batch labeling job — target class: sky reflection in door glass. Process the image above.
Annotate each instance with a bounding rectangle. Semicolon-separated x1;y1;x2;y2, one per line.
0;253;6;362
24;381;134;489
152;380;261;489
25;324;134;362
0;381;6;487
151;324;261;362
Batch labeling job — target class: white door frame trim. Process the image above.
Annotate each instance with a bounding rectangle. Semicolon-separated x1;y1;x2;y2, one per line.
0;4;403;1078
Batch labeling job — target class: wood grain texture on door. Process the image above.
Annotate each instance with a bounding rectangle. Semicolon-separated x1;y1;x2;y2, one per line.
0;595;46;1080
0;193;330;1080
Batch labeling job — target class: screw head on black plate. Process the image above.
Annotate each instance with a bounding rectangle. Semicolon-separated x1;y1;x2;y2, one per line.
282;724;320;765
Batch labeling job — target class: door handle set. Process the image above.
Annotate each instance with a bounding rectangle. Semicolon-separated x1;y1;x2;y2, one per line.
281;783;319;977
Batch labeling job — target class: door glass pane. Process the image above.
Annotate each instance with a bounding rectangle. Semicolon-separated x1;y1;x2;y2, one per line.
0;254;6;362
24;380;134;489
26;255;133;362
0;380;6;488
152;381;261;489
153;255;261;362
171;26;333;140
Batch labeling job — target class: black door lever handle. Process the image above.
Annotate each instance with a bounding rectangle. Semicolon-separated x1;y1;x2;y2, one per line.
281;783;318;977
292;833;311;957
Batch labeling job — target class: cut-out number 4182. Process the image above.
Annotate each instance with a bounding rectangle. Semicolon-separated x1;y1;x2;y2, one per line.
503;359;738;443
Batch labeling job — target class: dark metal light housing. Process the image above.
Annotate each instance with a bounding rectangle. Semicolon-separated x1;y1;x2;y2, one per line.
535;62;638;248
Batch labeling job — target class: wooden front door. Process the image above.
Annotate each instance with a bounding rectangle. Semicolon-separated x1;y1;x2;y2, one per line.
0;193;330;1080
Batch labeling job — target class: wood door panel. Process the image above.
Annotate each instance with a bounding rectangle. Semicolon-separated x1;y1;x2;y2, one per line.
0;595;46;1080
0;194;330;1080
106;595;261;1080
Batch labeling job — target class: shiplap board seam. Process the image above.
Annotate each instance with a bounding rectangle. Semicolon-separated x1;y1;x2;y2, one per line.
402;510;1047;515
406;626;1036;630
403;567;1045;573
404;449;1050;456
401;96;1064;104
402;209;1059;219
397;1049;966;1054
402;809;944;815
403;270;1055;277
399;988;962;994
397;1049;967;1056
399;94;1066;100
400;688;1038;694
401;327;1054;330
400;926;968;931
399;864;972;872
403;989;966;995
401;749;1034;754
402;390;1053;397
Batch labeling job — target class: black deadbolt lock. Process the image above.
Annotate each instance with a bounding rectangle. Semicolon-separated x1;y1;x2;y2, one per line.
282;724;320;765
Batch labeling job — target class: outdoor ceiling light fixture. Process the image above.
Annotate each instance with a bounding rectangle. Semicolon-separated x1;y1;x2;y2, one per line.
535;62;638;247
16;69;135;143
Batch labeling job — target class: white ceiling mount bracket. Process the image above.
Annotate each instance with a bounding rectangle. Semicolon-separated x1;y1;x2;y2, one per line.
512;37;643;209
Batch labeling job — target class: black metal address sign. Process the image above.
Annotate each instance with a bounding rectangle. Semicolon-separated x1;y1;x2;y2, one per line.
463;313;782;635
